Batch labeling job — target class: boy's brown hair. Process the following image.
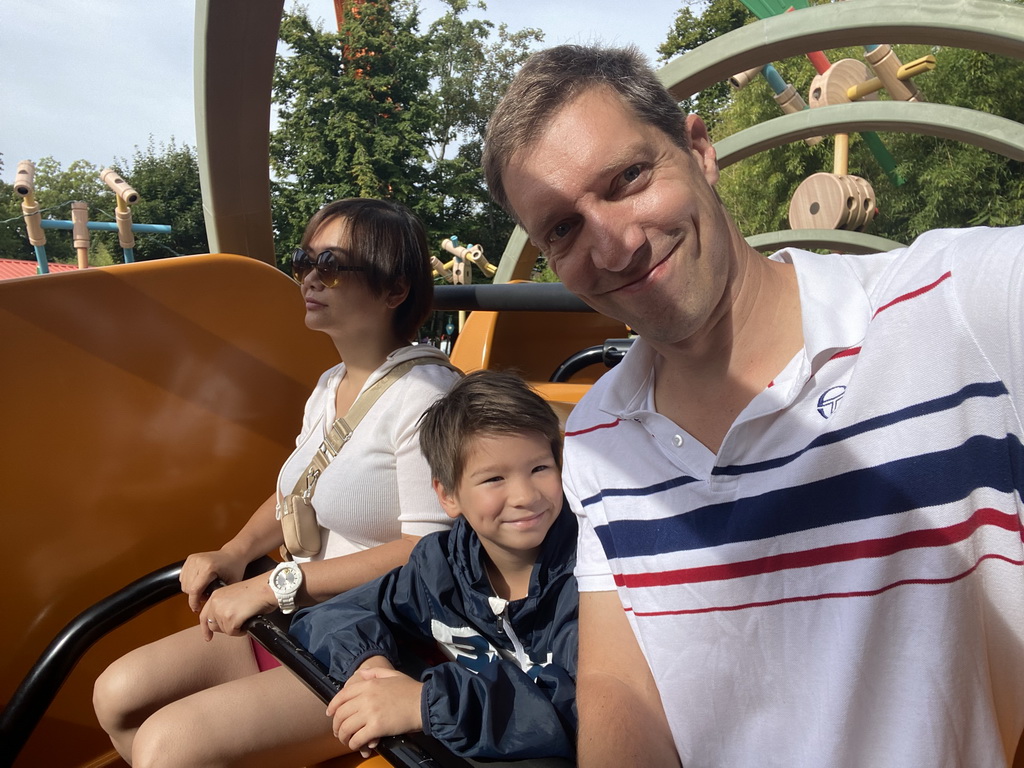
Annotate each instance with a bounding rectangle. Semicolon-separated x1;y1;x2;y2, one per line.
419;369;562;493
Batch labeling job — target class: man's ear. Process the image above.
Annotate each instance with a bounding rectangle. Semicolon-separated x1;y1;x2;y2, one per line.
433;477;461;520
685;113;720;187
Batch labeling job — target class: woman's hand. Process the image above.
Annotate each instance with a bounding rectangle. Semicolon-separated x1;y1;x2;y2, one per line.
179;549;249;613
197;574;278;640
327;660;423;757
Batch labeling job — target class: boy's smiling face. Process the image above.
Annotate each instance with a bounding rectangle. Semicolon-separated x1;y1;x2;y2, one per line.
434;430;563;571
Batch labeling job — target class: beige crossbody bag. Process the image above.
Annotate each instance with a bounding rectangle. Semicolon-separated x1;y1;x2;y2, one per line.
277;357;457;558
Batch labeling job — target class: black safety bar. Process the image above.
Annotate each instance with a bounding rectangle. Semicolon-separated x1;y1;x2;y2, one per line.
549;338;635;383
433;283;592;313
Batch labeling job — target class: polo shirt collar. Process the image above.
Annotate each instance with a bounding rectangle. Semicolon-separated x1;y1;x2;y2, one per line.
769;247;873;372
594;248;874;420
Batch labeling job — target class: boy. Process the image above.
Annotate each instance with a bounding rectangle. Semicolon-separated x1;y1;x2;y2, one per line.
290;369;578;760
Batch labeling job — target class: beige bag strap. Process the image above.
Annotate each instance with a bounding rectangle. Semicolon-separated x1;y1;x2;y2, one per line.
288;357;459;503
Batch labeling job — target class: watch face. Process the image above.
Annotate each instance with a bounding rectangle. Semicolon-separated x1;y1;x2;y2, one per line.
273;566;298;591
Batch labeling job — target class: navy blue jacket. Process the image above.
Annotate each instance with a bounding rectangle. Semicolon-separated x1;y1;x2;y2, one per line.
290;508;579;760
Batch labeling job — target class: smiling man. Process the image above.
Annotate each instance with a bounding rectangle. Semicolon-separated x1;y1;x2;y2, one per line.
484;44;1024;767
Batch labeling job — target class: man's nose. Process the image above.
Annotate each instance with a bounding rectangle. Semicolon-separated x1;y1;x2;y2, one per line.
585;201;645;272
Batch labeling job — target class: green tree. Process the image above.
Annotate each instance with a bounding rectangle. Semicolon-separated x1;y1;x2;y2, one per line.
419;5;543;265
270;0;542;273
113;139;207;260
271;1;431;262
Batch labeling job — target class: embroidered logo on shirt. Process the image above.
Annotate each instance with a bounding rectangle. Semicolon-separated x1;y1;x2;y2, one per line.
816;386;847;418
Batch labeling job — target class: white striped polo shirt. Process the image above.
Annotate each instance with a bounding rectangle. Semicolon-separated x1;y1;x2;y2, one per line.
566;227;1024;767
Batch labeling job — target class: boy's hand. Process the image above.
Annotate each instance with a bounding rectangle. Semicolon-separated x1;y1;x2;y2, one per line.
327;666;424;757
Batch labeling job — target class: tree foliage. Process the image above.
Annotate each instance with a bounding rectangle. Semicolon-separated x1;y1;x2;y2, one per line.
661;0;1024;246
113;140;207;260
272;0;430;255
270;0;542;273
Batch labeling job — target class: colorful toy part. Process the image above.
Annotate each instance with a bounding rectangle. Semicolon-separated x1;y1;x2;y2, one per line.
12;162;169;272
441;236;497;279
730;63;822;146
848;48;936;102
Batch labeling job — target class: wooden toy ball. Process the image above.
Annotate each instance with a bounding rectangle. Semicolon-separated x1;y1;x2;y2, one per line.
789;173;877;231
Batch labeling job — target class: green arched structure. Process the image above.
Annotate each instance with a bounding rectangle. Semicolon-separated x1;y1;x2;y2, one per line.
714;102;1024;169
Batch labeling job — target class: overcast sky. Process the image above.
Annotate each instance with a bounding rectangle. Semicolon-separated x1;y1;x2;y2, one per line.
1;0;684;176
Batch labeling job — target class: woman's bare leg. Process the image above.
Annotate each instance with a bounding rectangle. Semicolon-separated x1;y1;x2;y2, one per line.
130;665;345;768
93;625;258;761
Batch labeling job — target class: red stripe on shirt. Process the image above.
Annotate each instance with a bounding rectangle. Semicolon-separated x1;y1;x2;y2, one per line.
565;419;621;437
614;507;1019;590
828;346;861;361
631;552;1024;617
873;271;952;318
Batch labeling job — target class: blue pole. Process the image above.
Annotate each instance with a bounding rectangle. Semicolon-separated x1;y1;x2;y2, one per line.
39;220;172;234
123;248;135;264
762;64;788;95
34;245;49;274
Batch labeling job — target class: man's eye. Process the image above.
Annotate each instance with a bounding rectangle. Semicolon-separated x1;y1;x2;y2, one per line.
548;221;573;243
622;164;642;183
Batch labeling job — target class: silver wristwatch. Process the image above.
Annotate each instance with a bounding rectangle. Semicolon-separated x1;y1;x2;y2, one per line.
268;561;304;614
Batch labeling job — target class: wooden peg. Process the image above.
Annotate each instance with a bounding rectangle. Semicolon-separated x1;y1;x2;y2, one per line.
864;44;924;102
14;160;36;199
100;167;140;204
71;201;90;269
729;66;764;90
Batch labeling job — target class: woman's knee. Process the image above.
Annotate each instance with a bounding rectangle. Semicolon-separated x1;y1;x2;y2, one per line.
131;705;209;768
93;656;139;733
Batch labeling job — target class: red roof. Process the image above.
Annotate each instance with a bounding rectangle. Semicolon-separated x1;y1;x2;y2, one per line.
0;259;79;281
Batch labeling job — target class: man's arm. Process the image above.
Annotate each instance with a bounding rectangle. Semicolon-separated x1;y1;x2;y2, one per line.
577;590;681;768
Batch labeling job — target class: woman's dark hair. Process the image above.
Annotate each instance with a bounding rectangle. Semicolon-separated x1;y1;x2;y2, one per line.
301;198;433;341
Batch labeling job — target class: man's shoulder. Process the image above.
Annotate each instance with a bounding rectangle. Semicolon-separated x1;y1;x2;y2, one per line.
868;226;1024;307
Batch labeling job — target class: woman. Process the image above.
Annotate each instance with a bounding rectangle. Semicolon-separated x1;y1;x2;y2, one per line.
93;199;461;767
